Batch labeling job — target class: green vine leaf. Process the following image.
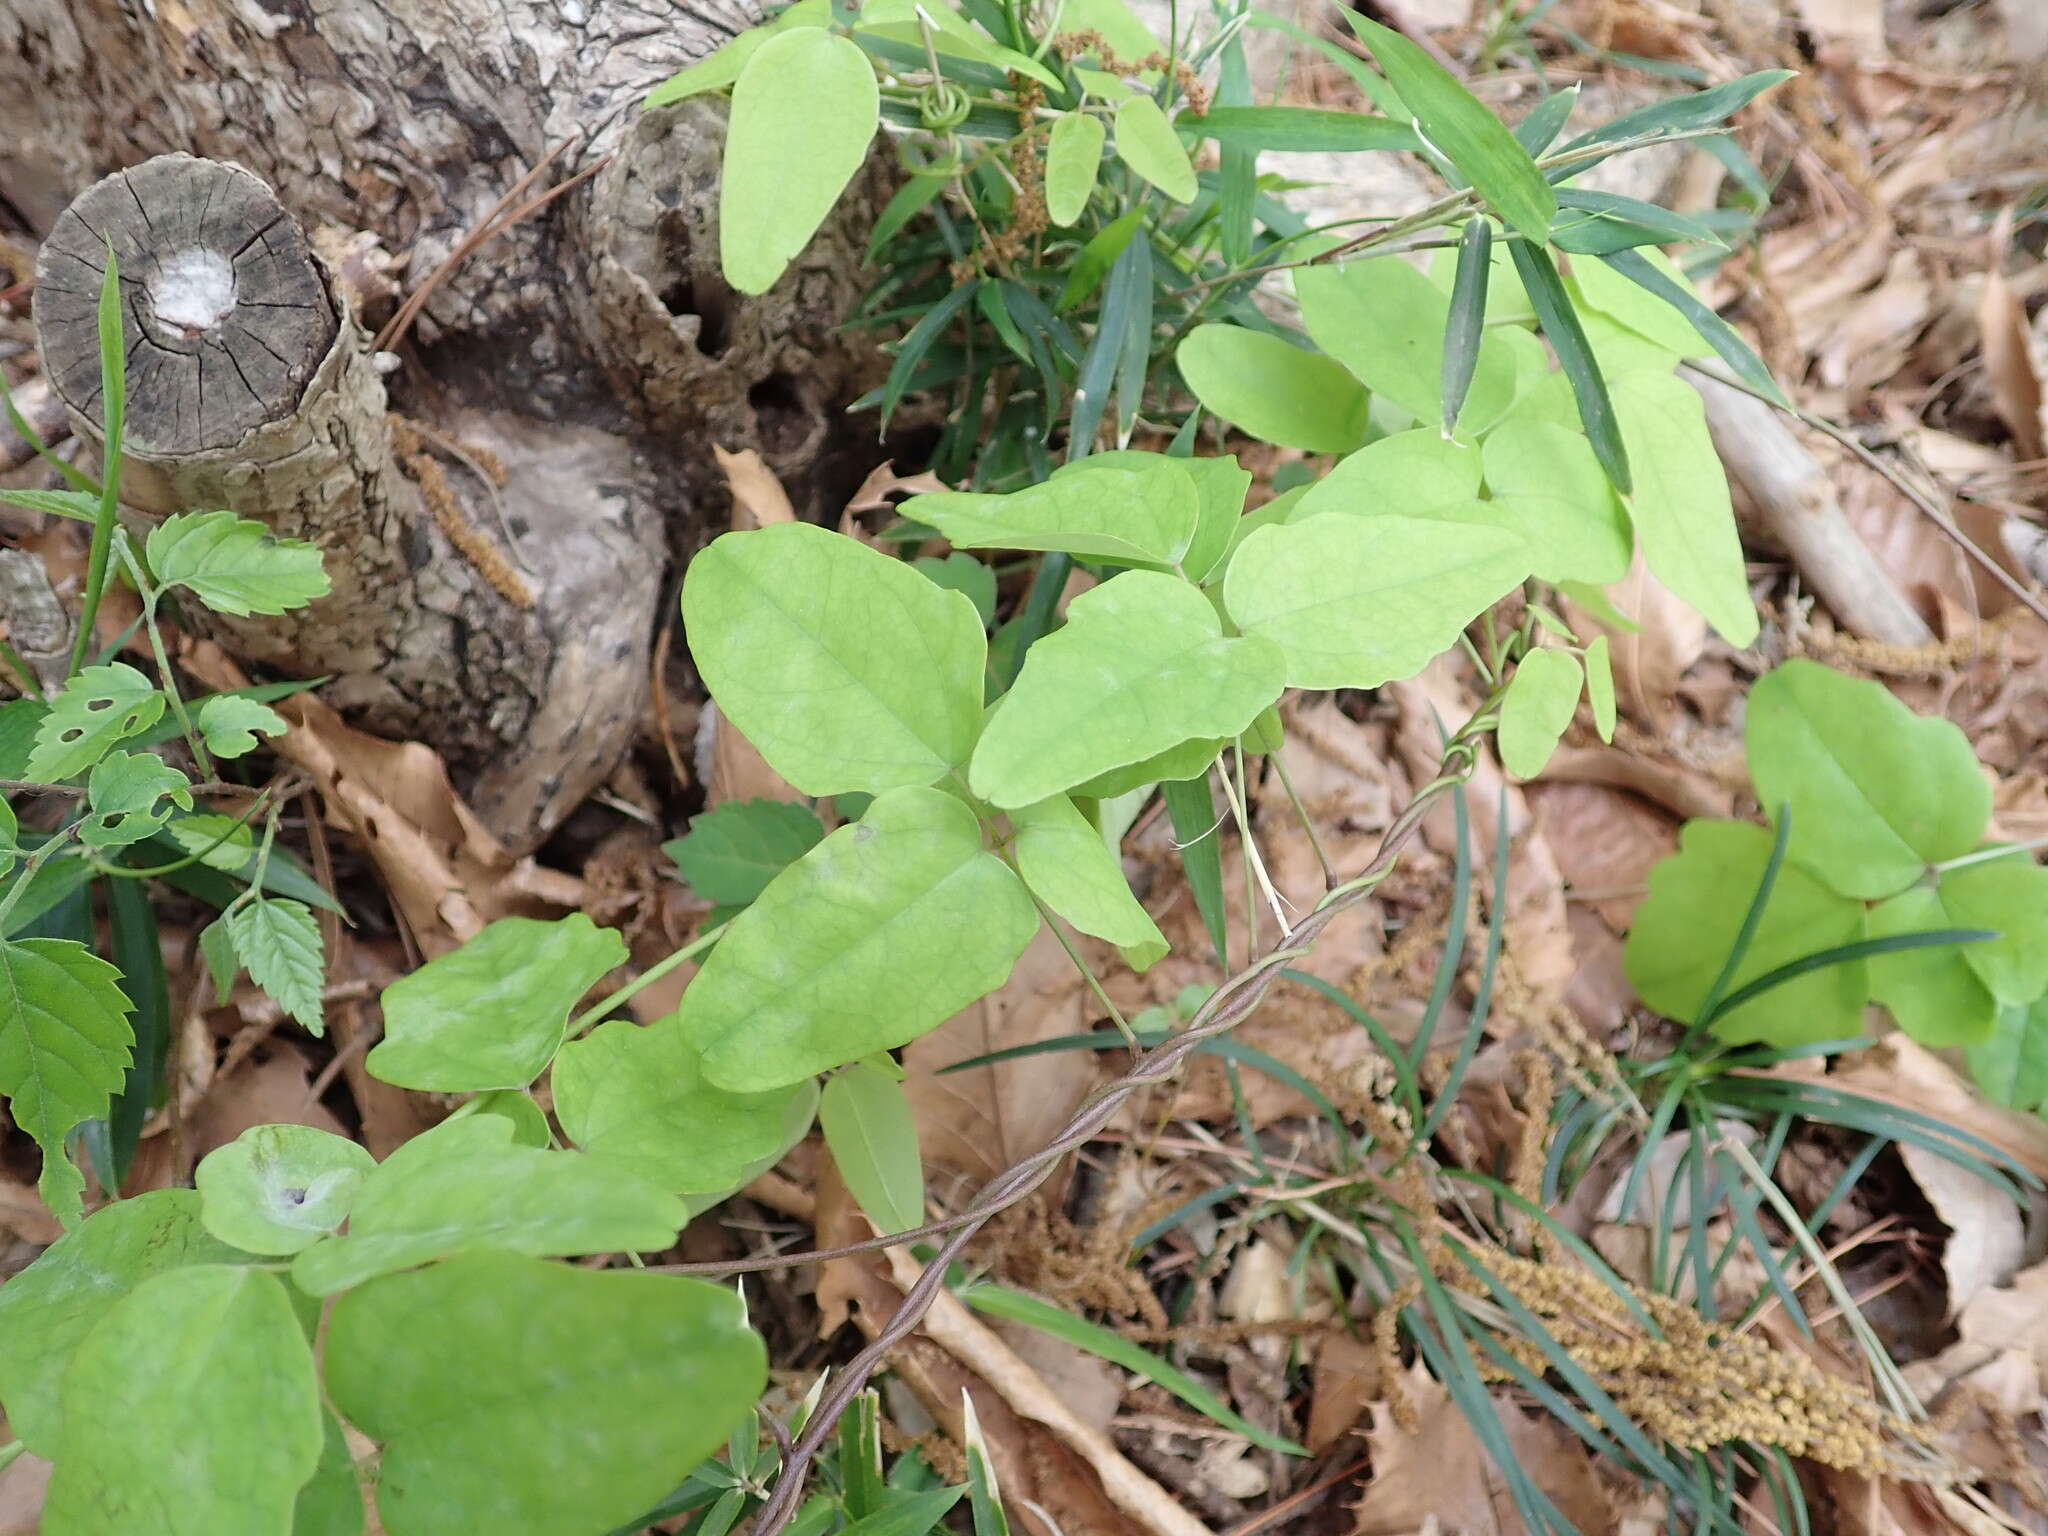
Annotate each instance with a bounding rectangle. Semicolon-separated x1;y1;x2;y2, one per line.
663;798;826;909
80;749;193;848
1624;819;1866;1047
1584;635;1616;741
1967;997;2048;1114
908;457;1202;568
1745;659;1989;899
1059;451;1250;585
1864;886;1999;1048
0;936;136;1225
820;1061;925;1235
0;1190;251;1453
1113;95;1197;202
43;1266;322;1536
555;1012;818;1194
1478;413;1632;585
1498;648;1583;779
682;523;986;798
227;898;327;1037
720;28;879;294
644;0;827;105
1044;109;1106;225
1010;794;1168;970
145;510;330;617
685;786;1037;1091
1175;324;1372;456
367;913;627;1091
326;1252;765;1536
1293;429;1481;521
194;1123;377;1256
1939;857;2048;1005
196;694;289;759
970;572;1284;808
22;663;164;783
289;1115;686;1297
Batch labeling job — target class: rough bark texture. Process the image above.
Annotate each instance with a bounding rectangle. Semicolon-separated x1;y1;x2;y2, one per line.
3;0;889;847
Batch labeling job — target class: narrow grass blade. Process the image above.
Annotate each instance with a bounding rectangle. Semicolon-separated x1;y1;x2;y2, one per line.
1513;85;1578;154
103;874;170;1186
1602;247;1788;407
1163;773;1228;965
1508;240;1628;493
1419;780;1506;1142
1441;219;1492;436
1690;806;1792;1032
1706;929;1998;1029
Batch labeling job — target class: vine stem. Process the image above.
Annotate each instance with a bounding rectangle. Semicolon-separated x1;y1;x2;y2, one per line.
564;921;728;1041
739;690;1502;1536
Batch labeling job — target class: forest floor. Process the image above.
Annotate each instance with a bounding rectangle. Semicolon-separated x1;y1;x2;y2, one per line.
5;1;2048;1533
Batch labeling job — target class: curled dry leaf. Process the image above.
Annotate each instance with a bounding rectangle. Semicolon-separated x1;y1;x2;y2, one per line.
1897;1140;2025;1319
1977;210;2045;462
713;444;798;528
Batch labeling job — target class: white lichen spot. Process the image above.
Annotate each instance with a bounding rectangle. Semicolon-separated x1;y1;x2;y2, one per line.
149;249;238;336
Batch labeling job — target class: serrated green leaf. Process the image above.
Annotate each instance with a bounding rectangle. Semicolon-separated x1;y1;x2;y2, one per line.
1498;648;1582;778
1113;95;1196;202
368;913;626;1091
0;798;16;880
1612;369;1756;645
328;1252;763;1536
1864;886;1999;1048
682;523;985;797
1479;411;1632;585
1011;794;1167;970
1584;635;1616;741
1625;819;1867;1046
43;1266;322;1536
23;663;164;782
0;1190;251;1453
1345;14;1555;240
555;1011;817;1193
1297;255;1518;435
907;458;1202;568
193;915;235;1005
79;749;192;848
227;898;325;1036
0;698;46;779
146;511;330;617
720;29;878;294
0;936;135;1225
1967;997;2048;1114
290;1115;685;1296
195;694;288;759
1045;110;1105;225
685;786;1037;1091
0;487;100;522
663;799;826;908
166;812;260;873
194;1123;375;1256
820;1061;925;1235
1175;325;1371;456
971;573;1283;808
644;0;829;105
1224;513;1525;690
1746;659;1987;899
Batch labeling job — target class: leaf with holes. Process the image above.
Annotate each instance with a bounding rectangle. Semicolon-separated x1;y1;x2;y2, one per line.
663;798;826;909
146;511;330;617
196;694;289;759
80;749;192;848
195;1123;377;1256
0;937;135;1225
227;899;326;1037
820;1061;925;1235
22;663;164;782
367;913;627;1091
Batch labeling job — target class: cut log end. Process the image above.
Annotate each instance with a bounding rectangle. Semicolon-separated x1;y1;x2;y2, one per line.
32;153;338;458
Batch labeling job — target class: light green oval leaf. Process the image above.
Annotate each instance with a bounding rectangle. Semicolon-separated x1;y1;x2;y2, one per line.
1498;648;1582;779
907;459;1201;568
22;662;163;782
327;1252;765;1536
289;1115;685;1297
971;572;1284;808
1176;325;1371;456
80;749;193;848
145;510;330;617
663;797;826;908
1611;369;1756;645
1296;256;1517;436
1012;794;1167;970
821;1061;925;1235
43;1266;322;1536
720;29;878;294
195;1123;376;1256
1224;514;1525;690
1045;110;1106;225
1864;885;1998;1048
555;1011;817;1193
1113;95;1196;202
1567;250;1707;360
682;522;986;797
1479;414;1632;585
1624;819;1867;1047
367;913;628;1091
1056;450;1250;583
686;786;1037;1091
0;1190;251;1453
0;936;135;1226
1584;635;1616;741
645;0;829;105
1292;429;1480;522
1745;659;1988;900
196;694;288;759
228;897;326;1037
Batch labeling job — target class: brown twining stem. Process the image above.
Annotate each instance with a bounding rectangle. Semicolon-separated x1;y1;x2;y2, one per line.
742;697;1503;1536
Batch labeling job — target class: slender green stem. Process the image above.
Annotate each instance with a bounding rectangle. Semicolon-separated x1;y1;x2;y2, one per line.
1269;750;1335;890
0;1439;21;1474
1009;857;1137;1044
69;251;127;679
0;826;79;928
565;921;731;1040
0;637;40;699
139;592;215;779
84;791;273;880
1929;836;2048;876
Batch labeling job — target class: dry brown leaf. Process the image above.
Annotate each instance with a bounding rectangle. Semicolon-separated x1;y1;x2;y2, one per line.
1818;1036;2048;1183
1898;1141;2025;1319
1308;1330;1381;1452
1818;250;1933;400
700;701;803;807
1905;1254;2048;1403
1350;1362;1613;1536
0;1175;59;1246
713;444;797;527
1565;553;1707;735
845;459;950;512
1525;782;1678;933
1977;212;2045;462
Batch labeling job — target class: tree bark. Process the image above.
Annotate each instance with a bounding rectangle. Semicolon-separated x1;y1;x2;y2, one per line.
3;0;888;848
